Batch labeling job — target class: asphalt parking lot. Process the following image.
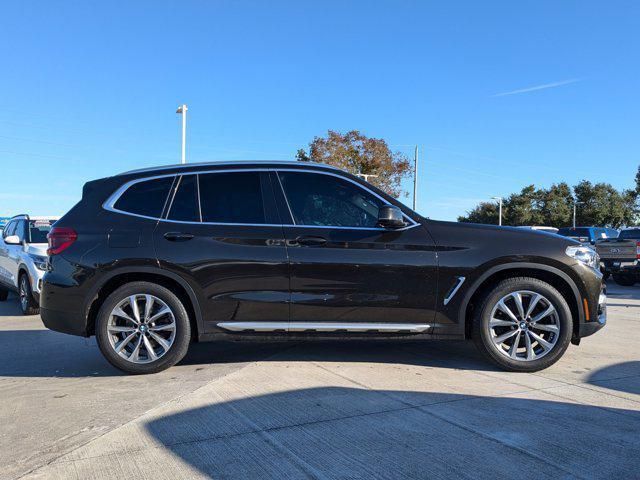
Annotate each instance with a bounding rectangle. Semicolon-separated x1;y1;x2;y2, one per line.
1;282;639;479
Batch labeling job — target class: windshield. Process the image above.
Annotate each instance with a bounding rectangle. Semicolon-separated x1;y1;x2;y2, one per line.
28;219;54;243
620;229;640;240
557;227;591;239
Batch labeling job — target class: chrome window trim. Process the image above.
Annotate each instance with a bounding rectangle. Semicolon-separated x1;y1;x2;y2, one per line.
103;166;421;232
443;276;465;305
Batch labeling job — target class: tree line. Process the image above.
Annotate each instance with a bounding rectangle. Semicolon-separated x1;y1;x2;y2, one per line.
458;171;640;228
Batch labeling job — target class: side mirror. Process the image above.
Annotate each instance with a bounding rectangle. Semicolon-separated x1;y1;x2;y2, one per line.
4;235;21;245
378;205;405;229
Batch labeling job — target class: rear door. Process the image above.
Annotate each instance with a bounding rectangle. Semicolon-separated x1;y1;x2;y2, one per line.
153;170;289;333
273;169;438;330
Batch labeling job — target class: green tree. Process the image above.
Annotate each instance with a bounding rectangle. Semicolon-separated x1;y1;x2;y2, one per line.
503;185;544;226
538;183;573;227
573;181;636;228
457;201;500;224
297;130;413;197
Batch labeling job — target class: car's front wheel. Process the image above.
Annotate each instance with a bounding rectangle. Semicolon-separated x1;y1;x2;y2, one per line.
95;282;191;374
472;277;572;372
19;273;39;315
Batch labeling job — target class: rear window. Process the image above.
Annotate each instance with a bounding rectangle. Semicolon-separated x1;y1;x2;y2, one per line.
557;228;591;238
113;177;174;218
28;220;54;243
620;229;640;240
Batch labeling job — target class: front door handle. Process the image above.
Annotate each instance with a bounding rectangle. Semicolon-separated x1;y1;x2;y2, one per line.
164;232;195;242
294;235;327;246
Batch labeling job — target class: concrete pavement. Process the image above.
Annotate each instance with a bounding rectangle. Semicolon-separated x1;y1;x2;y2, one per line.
1;282;639;479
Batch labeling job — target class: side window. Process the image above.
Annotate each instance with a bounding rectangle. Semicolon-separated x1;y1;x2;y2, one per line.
199;171;266;224
3;221;16;238
168;175;200;222
113;177;174;218
15;220;26;241
278;171;383;228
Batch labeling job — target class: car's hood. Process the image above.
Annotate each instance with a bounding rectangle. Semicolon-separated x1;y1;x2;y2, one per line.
26;243;48;257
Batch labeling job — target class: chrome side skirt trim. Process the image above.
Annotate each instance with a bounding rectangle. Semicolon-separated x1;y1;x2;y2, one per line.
443;276;465;305
216;322;431;333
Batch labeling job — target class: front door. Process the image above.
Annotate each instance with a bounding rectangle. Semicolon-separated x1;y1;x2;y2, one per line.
153;170;289;333
274;169;438;331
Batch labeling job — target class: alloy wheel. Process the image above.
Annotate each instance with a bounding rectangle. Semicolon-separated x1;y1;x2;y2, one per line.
106;294;176;364
488;290;560;362
20;277;28;311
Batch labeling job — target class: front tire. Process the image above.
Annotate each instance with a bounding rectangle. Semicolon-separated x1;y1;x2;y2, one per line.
19;273;39;315
612;273;637;287
472;277;572;372
95;282;191;374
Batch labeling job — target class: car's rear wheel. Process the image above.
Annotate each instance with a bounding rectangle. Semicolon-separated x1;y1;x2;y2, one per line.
19;273;39;315
472;277;572;372
95;282;191;374
612;273;637;287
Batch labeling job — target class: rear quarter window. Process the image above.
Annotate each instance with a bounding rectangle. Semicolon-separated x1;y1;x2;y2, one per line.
113;177;174;218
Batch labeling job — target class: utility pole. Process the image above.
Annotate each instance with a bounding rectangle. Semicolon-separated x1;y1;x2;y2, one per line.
176;104;188;164
492;196;503;226
413;145;418;211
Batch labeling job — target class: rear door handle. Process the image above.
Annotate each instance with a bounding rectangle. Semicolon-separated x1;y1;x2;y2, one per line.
294;235;327;246
164;232;195;242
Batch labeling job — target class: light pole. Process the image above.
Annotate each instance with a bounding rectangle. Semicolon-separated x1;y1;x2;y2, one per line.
573;200;583;228
357;173;379;182
176;104;188;164
413;145;418;211
492;196;503;226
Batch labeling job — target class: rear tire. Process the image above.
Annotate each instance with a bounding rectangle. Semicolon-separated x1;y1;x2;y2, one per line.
472;277;573;372
95;282;191;374
612;273;636;287
19;273;39;315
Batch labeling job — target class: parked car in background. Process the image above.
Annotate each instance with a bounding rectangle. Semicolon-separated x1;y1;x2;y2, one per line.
596;227;640;286
517;226;559;234
41;161;605;375
557;226;618;246
0;215;59;314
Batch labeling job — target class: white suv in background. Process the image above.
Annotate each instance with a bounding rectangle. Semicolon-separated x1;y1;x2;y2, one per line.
0;215;59;314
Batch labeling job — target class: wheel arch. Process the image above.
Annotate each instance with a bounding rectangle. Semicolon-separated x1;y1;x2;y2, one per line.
461;263;584;340
84;267;203;339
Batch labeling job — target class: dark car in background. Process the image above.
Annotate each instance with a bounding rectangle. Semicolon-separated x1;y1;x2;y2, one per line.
40;161;606;374
557;226;619;246
596;227;640;286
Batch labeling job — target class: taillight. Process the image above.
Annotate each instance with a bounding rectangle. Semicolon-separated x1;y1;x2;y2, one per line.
47;227;77;255
636;241;640;260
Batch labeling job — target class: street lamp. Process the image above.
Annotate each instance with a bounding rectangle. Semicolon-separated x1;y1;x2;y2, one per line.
357;173;379;182
573;200;583;228
176;104;188;164
492;196;503;226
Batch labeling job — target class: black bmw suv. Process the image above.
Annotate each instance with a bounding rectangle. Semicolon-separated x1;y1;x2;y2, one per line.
41;161;606;374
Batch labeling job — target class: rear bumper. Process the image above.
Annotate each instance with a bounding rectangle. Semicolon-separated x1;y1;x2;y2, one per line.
600;260;640;274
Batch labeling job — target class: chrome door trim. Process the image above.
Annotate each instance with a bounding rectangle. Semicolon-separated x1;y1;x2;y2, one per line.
443;276;466;305
217;322;431;333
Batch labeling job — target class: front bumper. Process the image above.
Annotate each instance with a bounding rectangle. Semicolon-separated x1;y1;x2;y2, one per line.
578;290;606;338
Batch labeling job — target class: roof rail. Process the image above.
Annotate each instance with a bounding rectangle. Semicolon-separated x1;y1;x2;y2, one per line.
117;160;340;176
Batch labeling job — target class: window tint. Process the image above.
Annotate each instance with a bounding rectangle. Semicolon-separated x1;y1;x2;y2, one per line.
168;175;200;222
28;219;54;243
199;172;266;224
620;229;640;240
113;177;174;218
278;171;383;228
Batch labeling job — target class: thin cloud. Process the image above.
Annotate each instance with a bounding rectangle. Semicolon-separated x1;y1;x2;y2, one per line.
492;78;581;97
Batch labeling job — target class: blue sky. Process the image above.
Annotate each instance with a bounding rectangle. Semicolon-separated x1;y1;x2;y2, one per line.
1;1;638;220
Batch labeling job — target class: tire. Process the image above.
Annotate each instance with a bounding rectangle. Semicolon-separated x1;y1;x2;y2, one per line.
19;273;39;315
95;281;191;374
0;289;8;301
612;273;636;287
472;277;573;372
